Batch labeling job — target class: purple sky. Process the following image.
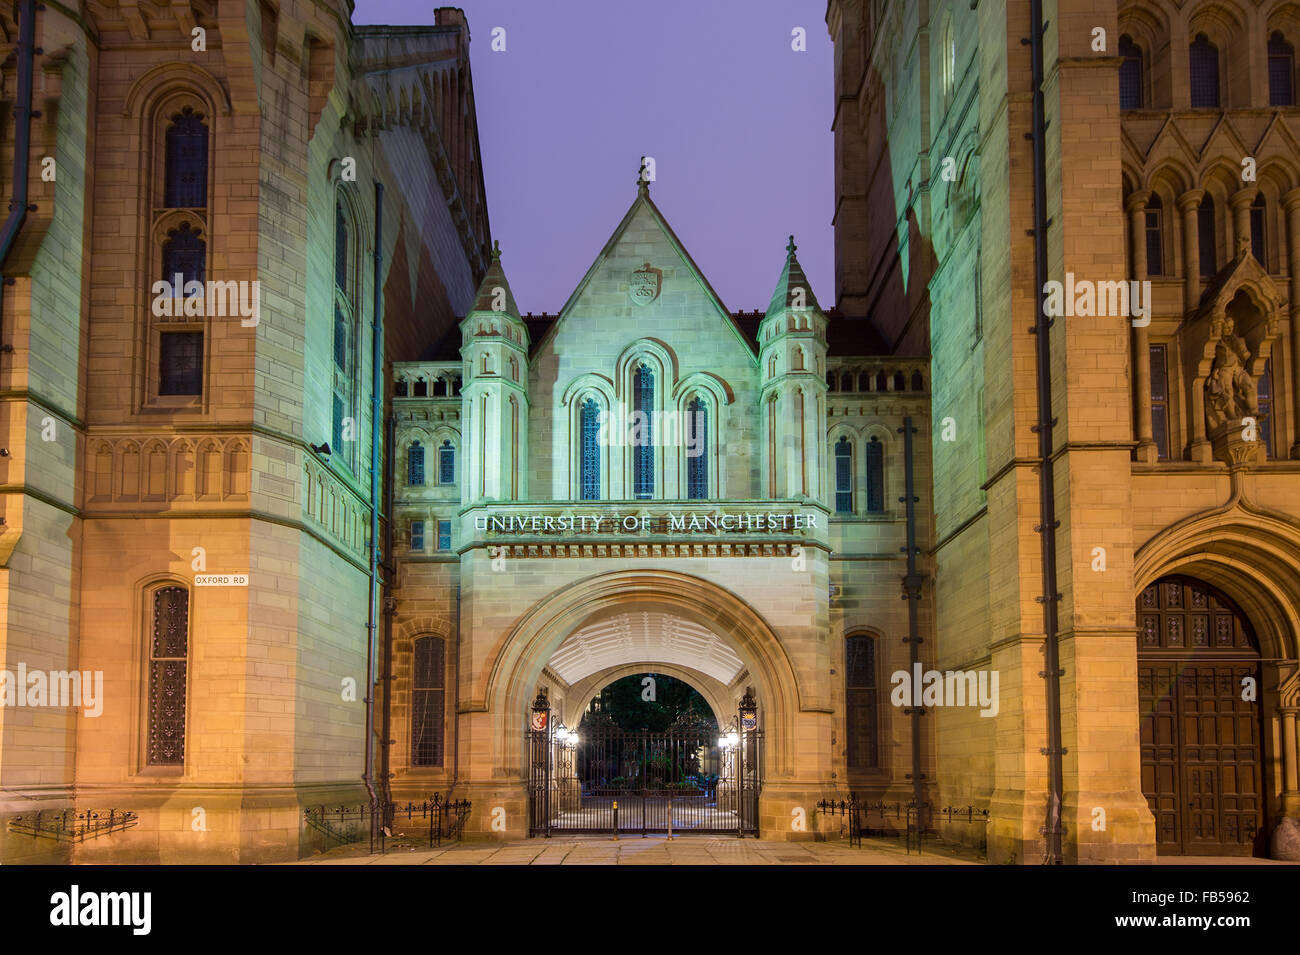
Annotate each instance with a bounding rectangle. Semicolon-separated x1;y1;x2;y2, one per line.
352;0;833;313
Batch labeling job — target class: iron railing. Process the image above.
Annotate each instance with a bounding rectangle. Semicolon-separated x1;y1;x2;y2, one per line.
8;809;139;843
816;795;990;856
304;795;471;851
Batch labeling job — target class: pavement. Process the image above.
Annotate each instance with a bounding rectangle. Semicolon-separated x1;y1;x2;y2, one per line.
290;834;984;865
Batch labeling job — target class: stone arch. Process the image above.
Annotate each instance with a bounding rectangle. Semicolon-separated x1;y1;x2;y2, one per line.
561;662;733;730
487;569;803;778
1135;507;1300;660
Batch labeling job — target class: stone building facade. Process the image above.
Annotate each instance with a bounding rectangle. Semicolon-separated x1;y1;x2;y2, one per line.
827;0;1300;861
0;2;489;862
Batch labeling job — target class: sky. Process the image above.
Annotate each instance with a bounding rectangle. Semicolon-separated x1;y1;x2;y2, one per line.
352;0;834;313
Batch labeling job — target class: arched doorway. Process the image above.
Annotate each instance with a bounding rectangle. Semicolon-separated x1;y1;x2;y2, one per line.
1137;575;1265;855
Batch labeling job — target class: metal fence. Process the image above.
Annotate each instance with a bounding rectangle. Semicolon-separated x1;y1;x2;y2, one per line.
303;795;472;852
8;809;139;843
816;795;989;856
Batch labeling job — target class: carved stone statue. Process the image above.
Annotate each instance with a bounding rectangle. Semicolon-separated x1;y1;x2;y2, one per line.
1204;319;1258;433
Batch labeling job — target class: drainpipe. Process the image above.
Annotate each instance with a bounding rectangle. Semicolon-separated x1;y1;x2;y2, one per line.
1027;0;1066;865
379;411;396;826
899;417;925;827
363;181;385;852
0;0;39;286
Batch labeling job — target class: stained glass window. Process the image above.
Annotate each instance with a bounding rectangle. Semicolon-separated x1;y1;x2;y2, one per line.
439;440;455;485
411;636;445;767
846;635;878;769
1150;344;1170;460
410;520;424;551
148;586;189;766
580;398;600;500
164;108;208;208
408;442;425;486
686;397;707;499
835;436;853;514
1190;34;1220;109
866;437;884;512
437;520;452;551
1119;35;1143;109
162;223;205;292
335;201;349;294
633;364;654;499
159;331;203;396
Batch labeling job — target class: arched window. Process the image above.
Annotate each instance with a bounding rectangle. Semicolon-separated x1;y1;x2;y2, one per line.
858;372;871;392
1250;194;1267;268
826;371;836;391
841;372;853;392
438;440;455;485
1197;195;1216;276
866;436;884;512
162;222;205;291
408;441;425;486
1269;32;1296;107
394;378;408;397
910;371;924;391
580;398;601;500
686;396;708;499
633;364;655;499
1189;34;1220;108
1145;194;1164;275
147;585;190;766
846;634;878;770
411;636;446;767
1119;35;1143;109
834;436;853;514
939;13;955;107
164;107;208;208
332;196;358;470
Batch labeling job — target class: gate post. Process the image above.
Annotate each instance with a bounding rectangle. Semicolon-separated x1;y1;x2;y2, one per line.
530;690;553;838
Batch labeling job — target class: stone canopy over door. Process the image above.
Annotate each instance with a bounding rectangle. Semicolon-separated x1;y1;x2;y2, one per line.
1137;575;1265;856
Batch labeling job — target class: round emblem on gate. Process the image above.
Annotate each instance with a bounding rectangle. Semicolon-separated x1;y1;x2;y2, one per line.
629;262;662;306
530;709;548;732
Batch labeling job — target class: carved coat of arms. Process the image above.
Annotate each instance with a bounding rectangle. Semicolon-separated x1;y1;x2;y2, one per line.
629;263;662;306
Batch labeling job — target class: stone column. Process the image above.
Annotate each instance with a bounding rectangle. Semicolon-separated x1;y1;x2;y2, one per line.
1127;191;1157;463
1178;189;1206;313
1284;188;1300;459
1230;186;1258;260
1283;708;1299;817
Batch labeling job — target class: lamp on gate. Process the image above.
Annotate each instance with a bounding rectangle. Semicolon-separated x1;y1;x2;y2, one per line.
555;721;569;744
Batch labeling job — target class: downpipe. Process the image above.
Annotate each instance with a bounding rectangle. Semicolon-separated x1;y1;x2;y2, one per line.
363;181;385;851
899;417;925;827
1027;0;1066;865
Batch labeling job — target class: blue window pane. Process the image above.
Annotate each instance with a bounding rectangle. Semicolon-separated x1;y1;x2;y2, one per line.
633;364;654;499
164;108;208;208
162;223;205;292
334;304;348;371
335;202;348;293
410;520;424;551
1189;35;1220;108
408;442;425;486
437;520;451;551
866;439;884;512
439;441;455;484
686;397;708;499
834;436;852;514
580;398;600;500
332;395;344;452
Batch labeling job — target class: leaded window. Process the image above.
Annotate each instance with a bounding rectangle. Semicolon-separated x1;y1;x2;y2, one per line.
410;520;425;551
1269;32;1295;107
408;442;425;486
439;440;455;485
335;201;349;295
1251;195;1267;269
164;107;208;208
159;331;203;396
148;586;189;766
411;636;446;767
834;436;853;514
1119;35;1143;109
580;398;601;500
686;396;708;500
1189;34;1220;108
866;436;884;513
162;222;205;291
633;364;654;499
437;520;452;551
846;635;878;770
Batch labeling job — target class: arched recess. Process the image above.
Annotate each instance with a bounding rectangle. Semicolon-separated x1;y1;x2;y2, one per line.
486;570;803;779
560;662;734;731
1135;508;1300;661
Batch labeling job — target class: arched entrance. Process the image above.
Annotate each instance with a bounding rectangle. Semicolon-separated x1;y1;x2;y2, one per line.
1137;575;1265;855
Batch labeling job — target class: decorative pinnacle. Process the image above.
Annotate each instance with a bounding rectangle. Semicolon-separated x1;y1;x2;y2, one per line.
638;156;650;192
787;235;797;257
491;239;501;259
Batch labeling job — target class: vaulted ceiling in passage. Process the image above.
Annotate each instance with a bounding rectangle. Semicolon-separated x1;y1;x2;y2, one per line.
546;612;744;686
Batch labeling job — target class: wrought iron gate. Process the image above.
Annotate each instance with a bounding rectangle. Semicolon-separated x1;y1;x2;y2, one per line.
527;691;763;836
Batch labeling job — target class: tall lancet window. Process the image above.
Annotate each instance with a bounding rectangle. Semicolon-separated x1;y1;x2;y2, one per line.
686;396;708;499
866;436;884;512
164;107;208;208
633;364;654;499
148;586;190;766
580;398;601;500
834;436;853;514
